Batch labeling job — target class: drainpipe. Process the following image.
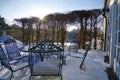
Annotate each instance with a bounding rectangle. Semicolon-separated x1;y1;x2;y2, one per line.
102;0;108;51
102;12;107;51
102;8;109;64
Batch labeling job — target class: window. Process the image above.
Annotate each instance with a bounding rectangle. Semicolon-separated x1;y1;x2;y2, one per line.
117;48;120;64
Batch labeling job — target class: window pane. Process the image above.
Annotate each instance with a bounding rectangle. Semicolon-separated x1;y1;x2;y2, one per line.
117;48;120;64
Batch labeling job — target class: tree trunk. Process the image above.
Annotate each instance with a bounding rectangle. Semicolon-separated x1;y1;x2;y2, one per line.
93;19;97;49
22;23;25;44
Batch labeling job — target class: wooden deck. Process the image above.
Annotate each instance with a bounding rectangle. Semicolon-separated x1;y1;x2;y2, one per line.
0;50;108;80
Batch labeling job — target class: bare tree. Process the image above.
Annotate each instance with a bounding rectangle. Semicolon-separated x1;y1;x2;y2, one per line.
30;17;41;43
92;9;102;49
15;18;29;44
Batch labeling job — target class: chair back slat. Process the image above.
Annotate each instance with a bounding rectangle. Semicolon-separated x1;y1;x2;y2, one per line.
0;45;11;70
0;43;29;80
5;42;21;60
30;39;63;53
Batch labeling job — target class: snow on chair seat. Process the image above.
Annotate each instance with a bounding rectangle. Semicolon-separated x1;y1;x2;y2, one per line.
33;61;59;75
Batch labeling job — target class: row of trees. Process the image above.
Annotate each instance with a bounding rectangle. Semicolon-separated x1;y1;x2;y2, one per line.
0;16;9;35
0;9;102;49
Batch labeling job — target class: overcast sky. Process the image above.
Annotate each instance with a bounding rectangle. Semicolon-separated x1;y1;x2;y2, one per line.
0;0;104;22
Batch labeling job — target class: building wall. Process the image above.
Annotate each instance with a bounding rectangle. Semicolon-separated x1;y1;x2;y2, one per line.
109;0;115;7
105;0;115;68
115;0;120;79
104;0;120;79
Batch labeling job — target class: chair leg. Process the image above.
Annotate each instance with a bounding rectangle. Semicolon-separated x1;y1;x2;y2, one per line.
0;65;3;71
64;55;66;65
69;51;70;55
29;75;35;80
10;72;13;80
60;75;63;80
29;75;32;80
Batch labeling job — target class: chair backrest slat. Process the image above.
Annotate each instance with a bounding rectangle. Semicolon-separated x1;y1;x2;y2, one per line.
5;42;21;60
0;45;11;70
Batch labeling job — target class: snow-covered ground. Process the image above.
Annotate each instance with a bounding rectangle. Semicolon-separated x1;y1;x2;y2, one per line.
0;49;109;80
62;50;108;80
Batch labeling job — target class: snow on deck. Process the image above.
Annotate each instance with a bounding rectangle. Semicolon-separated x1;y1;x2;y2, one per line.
0;50;108;80
63;50;108;80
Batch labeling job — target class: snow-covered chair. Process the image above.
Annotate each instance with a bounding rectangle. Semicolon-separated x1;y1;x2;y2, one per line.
0;44;29;80
68;42;81;58
4;40;29;61
68;43;79;53
28;39;64;80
